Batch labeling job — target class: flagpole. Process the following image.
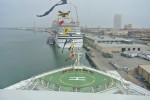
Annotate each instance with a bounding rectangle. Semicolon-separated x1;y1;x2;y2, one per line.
70;3;79;24
68;1;73;22
74;5;79;24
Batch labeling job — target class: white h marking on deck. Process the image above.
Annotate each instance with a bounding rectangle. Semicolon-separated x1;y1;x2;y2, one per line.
69;77;85;81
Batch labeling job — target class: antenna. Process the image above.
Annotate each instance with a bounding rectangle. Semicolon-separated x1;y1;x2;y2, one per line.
70;2;79;24
68;0;73;22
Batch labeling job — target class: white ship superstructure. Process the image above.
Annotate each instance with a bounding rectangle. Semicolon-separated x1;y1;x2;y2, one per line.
51;13;83;48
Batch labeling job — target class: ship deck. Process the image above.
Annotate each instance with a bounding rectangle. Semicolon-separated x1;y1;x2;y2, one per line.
36;68;118;92
5;66;150;95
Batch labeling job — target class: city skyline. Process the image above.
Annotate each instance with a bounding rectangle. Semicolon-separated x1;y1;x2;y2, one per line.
0;0;150;28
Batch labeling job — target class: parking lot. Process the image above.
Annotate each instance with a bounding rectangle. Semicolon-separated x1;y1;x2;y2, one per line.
93;52;150;70
87;50;150;87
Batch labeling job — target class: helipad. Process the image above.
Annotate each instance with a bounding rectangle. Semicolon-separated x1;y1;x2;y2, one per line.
60;72;95;87
38;68;118;92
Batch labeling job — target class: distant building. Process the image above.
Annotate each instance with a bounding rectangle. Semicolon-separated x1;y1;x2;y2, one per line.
124;24;132;30
114;14;122;29
111;30;128;36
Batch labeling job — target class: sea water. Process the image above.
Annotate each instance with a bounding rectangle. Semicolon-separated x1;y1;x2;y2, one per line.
0;29;91;88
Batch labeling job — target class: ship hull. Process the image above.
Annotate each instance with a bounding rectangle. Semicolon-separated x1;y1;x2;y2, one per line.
54;37;83;48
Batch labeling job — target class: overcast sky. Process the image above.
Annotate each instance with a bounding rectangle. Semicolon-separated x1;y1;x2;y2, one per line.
0;0;150;28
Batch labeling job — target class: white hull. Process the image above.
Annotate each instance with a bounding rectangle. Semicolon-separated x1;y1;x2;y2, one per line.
57;42;83;48
55;38;83;48
51;14;83;48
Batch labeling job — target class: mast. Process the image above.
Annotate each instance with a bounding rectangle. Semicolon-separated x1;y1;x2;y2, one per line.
70;3;79;24
75;49;82;66
74;5;79;24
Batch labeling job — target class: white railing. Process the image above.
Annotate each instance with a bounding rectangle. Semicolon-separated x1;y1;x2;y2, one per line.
4;65;150;95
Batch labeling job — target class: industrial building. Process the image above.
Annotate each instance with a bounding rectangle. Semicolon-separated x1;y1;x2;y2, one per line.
124;24;132;30
83;36;149;53
111;30;128;36
96;44;147;53
84;36;133;44
138;65;150;84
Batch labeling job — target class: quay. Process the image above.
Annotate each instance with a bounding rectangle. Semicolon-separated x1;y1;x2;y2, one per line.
84;44;150;88
86;51;107;71
84;44;114;71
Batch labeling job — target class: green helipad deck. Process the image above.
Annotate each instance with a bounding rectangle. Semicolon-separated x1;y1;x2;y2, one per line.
37;67;119;92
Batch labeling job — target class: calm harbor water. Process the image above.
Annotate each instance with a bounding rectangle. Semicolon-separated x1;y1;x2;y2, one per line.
0;29;91;88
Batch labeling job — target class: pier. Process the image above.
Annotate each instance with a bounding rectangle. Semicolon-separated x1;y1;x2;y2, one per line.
84;44;150;87
86;51;105;71
85;46;108;71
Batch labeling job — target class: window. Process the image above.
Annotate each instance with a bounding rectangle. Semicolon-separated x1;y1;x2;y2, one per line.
122;48;125;52
128;48;130;51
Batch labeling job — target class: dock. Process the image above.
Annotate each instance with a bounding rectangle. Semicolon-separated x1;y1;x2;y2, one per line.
84;45;150;87
86;51;108;71
109;61;121;70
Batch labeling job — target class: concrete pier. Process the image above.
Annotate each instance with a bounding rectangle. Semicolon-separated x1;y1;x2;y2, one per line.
85;45;150;87
86;52;107;71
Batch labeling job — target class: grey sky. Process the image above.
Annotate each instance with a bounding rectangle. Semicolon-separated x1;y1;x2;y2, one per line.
0;0;150;28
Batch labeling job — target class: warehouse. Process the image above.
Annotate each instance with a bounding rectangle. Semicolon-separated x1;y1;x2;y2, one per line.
97;43;147;53
138;65;150;84
84;36;149;53
84;36;131;45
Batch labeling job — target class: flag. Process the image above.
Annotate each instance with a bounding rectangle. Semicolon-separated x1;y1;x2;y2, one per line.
75;58;78;63
69;42;75;51
69;45;75;53
62;39;68;53
62;38;72;53
68;46;72;51
63;27;72;35
58;11;70;17
69;47;75;53
69;53;75;58
70;42;75;47
69;43;73;50
37;0;67;17
65;53;75;63
65;58;70;63
58;20;64;26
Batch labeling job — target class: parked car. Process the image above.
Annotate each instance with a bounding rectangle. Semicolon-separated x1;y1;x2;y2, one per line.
123;67;130;73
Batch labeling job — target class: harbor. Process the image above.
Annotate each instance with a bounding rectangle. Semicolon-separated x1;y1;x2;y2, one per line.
1;0;150;99
1;28;150;91
0;29;90;88
2;28;150;93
